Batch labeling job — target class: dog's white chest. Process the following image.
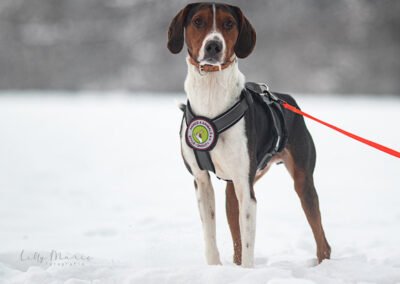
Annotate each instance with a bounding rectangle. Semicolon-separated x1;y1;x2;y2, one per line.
208;119;249;180
180;60;250;181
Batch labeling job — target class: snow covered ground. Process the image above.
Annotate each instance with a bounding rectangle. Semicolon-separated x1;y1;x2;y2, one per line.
0;92;399;284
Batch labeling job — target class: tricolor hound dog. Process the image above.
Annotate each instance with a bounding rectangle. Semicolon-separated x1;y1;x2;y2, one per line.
167;2;331;267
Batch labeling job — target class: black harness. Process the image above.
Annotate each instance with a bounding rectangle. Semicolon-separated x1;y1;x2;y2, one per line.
183;82;288;175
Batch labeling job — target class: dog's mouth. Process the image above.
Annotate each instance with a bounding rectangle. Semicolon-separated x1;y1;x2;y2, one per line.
188;53;235;73
199;57;224;67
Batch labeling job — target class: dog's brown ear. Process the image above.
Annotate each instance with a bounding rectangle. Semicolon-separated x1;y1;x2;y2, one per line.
167;3;197;54
230;5;256;58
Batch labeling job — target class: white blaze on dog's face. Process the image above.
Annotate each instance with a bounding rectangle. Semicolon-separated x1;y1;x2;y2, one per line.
195;4;227;65
167;3;256;63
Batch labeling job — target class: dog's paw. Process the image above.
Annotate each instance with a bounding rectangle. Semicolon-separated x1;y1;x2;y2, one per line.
206;257;222;265
241;261;254;268
241;256;254;268
207;260;222;265
317;245;331;263
206;251;222;265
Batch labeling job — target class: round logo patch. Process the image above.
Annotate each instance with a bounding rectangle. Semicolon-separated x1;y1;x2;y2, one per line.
186;118;217;151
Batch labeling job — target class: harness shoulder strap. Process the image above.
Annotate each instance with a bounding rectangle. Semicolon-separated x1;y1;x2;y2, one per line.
186;92;248;133
213;97;248;133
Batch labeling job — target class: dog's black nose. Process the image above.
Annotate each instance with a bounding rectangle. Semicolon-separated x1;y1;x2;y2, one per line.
205;40;223;56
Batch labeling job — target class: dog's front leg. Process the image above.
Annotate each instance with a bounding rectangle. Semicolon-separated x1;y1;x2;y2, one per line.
194;172;221;265
233;179;257;268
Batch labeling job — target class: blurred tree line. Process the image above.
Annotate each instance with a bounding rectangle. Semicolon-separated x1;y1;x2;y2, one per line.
0;0;399;94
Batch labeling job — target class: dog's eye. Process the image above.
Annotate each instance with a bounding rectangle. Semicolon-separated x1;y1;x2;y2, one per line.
193;18;205;28
223;20;234;30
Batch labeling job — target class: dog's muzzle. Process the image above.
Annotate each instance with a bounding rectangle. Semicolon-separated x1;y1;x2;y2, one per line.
201;38;224;64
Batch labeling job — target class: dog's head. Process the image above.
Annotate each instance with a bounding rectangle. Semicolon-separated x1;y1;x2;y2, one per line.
167;2;256;65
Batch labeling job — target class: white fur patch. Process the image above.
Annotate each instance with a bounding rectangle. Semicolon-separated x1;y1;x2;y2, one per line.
212;4;216;32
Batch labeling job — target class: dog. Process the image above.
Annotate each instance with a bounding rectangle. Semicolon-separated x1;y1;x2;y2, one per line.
167;2;331;267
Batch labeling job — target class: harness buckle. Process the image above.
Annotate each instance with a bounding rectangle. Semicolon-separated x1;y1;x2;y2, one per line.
257;83;284;104
266;90;285;105
258;83;270;93
268;91;279;102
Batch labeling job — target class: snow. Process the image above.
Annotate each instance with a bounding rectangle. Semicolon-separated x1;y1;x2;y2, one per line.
0;93;399;284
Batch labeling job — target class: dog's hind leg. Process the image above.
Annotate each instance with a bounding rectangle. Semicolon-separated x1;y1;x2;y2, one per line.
194;172;221;265
226;181;242;265
283;143;331;263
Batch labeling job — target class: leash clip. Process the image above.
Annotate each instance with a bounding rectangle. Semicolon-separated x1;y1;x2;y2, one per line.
258;83;284;104
267;91;279;102
266;89;286;105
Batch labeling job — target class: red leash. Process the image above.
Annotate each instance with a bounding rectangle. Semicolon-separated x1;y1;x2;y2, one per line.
281;102;400;159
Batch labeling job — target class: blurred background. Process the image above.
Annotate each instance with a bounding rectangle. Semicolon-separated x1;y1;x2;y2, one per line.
0;0;399;95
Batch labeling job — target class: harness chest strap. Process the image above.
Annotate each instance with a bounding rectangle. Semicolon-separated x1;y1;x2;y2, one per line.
185;90;249;173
